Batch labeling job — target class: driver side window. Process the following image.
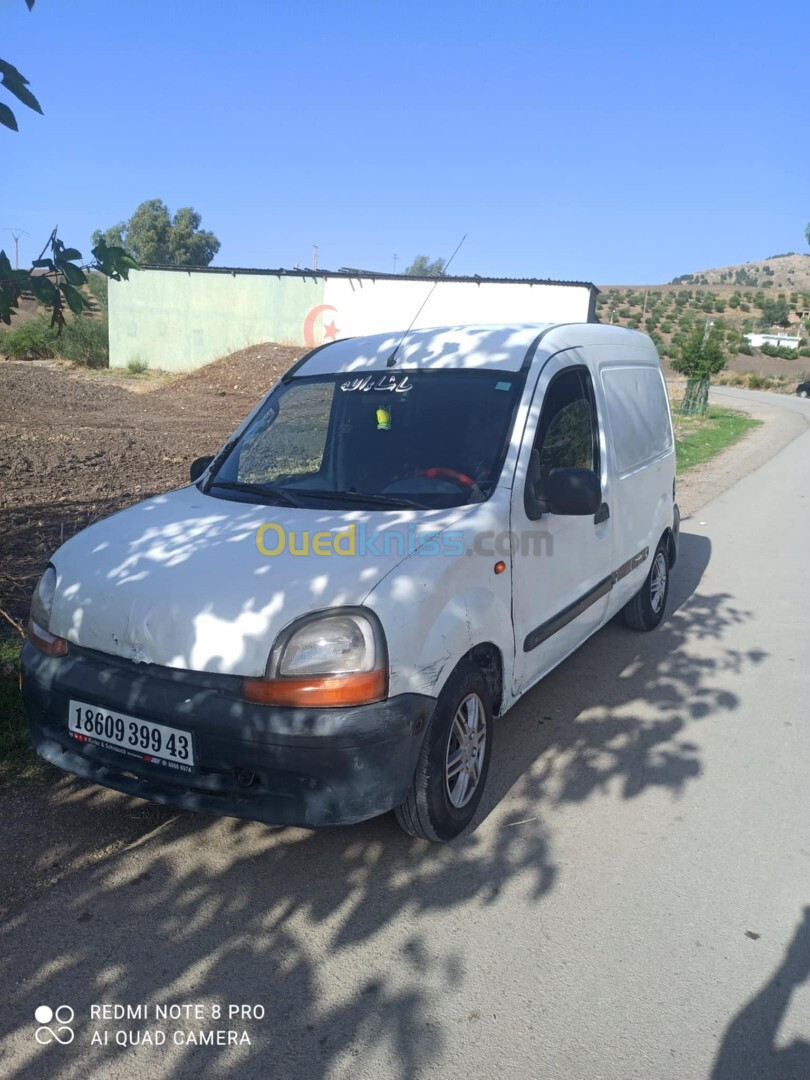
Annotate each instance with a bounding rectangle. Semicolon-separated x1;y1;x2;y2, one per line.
532;367;599;477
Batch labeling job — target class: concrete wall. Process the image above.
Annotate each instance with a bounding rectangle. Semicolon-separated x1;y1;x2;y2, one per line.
320;277;591;340
109;271;323;372
109;268;595;371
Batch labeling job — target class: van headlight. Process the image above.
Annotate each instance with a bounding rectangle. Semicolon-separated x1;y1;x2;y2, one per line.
28;565;68;656
243;608;388;707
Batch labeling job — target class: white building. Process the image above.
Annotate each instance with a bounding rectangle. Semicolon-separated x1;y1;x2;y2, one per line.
744;332;801;350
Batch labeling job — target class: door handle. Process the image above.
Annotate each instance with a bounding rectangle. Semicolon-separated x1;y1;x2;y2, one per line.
594;502;610;525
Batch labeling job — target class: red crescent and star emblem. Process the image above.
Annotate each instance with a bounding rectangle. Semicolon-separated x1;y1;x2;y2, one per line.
303;304;339;348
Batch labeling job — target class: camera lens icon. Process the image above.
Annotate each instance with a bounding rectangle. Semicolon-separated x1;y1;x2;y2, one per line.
34;1005;75;1045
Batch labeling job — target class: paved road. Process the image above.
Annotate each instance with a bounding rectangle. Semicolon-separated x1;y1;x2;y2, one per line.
2;390;809;1080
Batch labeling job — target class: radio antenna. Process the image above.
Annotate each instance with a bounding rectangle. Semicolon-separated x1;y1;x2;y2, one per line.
386;233;467;366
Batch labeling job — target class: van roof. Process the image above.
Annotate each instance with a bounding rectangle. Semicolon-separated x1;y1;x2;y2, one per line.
293;323;655;376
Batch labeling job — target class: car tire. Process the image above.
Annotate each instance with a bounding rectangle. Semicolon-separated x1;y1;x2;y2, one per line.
800;390;809;398
395;660;493;842
622;540;670;631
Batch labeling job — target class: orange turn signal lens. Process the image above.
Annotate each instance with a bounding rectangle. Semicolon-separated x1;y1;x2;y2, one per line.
243;668;387;708
27;618;68;657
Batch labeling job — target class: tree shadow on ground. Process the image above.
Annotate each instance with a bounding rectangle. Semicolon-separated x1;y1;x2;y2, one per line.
0;530;769;1079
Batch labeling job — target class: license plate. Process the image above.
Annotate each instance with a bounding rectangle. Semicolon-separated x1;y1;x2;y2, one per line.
68;699;195;772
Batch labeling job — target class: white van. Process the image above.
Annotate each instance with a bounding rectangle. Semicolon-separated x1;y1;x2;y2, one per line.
22;323;679;841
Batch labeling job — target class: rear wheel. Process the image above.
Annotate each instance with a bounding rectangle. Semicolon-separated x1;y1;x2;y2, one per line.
622;540;670;631
395;661;492;841
800;389;809;399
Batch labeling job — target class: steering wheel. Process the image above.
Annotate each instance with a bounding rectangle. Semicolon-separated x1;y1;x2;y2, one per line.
416;467;475;490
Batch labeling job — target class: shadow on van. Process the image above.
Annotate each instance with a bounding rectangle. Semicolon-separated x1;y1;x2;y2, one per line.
1;530;771;1079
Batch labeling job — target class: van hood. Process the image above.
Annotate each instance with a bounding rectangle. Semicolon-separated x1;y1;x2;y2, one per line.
48;485;465;677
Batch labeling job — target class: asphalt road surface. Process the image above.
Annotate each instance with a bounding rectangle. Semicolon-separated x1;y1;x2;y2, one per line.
2;389;809;1080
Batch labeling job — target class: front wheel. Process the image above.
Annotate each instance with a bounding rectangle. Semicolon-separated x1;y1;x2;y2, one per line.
395;661;493;841
622;540;670;631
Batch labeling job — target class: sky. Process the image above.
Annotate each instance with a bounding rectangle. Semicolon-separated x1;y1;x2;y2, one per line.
1;0;808;285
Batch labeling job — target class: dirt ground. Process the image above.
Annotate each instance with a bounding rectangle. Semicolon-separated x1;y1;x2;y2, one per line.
0;343;304;633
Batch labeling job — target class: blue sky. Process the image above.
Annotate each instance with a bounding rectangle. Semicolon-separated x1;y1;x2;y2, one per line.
2;0;808;284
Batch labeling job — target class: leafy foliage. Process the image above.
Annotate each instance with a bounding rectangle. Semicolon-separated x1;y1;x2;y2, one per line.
671;323;728;380
0;0;40;132
758;296;790;328
0;56;42;131
759;343;800;360
0;305;108;368
58;312;109;367
0;229;138;329
1;4;139;328
0;313;54;360
404;254;445;277
93;200;221;266
671;323;728;415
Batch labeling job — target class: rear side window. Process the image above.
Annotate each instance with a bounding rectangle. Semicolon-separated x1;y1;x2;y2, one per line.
600;366;672;475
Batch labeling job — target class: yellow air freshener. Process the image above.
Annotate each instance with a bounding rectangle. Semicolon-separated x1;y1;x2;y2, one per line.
376;406;391;430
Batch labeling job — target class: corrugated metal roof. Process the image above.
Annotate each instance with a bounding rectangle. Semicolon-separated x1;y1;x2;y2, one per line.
137;263;598;292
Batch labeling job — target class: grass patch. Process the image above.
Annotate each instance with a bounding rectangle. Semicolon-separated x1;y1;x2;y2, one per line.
674;406;761;472
0;637;50;787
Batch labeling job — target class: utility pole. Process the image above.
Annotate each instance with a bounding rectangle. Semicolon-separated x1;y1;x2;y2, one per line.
1;227;28;269
312;245;318;271
392;253;398;274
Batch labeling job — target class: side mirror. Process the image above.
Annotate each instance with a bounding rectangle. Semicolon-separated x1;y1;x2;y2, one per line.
525;451;601;518
190;455;214;483
541;467;601;515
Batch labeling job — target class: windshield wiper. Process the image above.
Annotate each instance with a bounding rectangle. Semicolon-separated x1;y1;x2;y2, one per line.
300;489;429;511
208;481;304;507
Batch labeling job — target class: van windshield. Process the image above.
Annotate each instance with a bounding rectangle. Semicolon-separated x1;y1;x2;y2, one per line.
205;370;524;510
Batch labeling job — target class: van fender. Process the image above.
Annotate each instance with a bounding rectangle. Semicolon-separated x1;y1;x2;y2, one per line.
365;577;514;706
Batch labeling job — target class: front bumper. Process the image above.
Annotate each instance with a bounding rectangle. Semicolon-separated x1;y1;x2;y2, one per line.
21;642;434;827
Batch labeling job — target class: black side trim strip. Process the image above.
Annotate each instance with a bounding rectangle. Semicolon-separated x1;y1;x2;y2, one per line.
523;576;613;652
522;545;649;652
611;546;649;585
520;329;553;371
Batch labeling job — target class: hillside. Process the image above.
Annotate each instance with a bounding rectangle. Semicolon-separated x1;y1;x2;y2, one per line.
668;253;810;291
596;255;810;373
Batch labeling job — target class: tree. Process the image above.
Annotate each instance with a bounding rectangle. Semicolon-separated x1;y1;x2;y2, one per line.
805;222;810;247
405;254;445;277
670;323;728;415
758;296;789;329
1;1;138;327
93;200;221;266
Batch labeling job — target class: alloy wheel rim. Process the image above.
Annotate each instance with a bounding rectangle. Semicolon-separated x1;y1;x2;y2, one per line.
650;551;668;613
445;693;487;809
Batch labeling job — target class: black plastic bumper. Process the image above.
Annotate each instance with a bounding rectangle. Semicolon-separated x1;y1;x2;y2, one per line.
21;642;434;827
